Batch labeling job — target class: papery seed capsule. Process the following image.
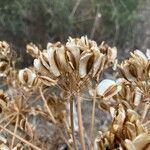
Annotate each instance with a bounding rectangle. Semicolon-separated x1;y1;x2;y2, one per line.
66;41;80;68
55;46;71;72
47;47;60;77
18;68;37;87
26;43;40;58
92;51;104;77
133;50;148;62
79;52;94;78
34;59;49;76
97;79;121;99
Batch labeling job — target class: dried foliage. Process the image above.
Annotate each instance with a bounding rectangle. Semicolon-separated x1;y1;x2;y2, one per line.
0;37;149;150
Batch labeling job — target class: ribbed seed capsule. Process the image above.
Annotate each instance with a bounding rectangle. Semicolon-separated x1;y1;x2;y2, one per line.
97;79;121;99
18;68;37;87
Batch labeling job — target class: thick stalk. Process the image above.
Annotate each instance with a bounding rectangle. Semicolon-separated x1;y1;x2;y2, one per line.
90;88;96;150
76;90;86;150
70;97;78;150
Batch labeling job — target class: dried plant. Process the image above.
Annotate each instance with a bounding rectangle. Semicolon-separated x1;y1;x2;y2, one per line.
0;37;149;150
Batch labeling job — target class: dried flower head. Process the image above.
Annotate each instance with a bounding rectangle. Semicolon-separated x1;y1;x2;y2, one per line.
119;50;149;81
95;104;149;150
28;36;117;97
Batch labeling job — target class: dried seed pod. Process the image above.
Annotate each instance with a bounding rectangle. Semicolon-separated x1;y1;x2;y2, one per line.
132;50;148;62
96;103;149;150
47;46;60;77
0;41;10;56
66;39;80;68
119;50;149;81
92;50;104;77
127;109;139;122
97;79;121;99
18;68;37;87
26;43;40;58
33;58;50;76
55;45;72;72
79;51;94;78
99;42;117;67
99;102;110;111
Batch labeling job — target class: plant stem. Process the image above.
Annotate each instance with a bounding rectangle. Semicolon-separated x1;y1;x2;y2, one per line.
0;113;15;124
10;114;19;149
40;87;72;149
40;87;56;124
70;97;78;150
90;88;96;150
76;90;86;150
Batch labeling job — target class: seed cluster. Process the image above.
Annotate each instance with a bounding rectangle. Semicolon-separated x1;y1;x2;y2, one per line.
0;37;149;150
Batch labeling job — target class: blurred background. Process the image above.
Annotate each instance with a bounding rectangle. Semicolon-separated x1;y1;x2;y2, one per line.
0;0;149;67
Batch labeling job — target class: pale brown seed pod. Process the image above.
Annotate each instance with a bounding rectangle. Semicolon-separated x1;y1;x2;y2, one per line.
66;39;80;68
54;45;72;72
79;51;94;78
92;49;104;77
97;79;122;100
0;41;10;56
18;68;37;87
34;58;51;76
26;43;40;58
119;50;149;81
47;46;60;77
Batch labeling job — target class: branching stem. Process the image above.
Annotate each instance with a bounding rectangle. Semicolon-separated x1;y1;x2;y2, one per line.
0;125;41;150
